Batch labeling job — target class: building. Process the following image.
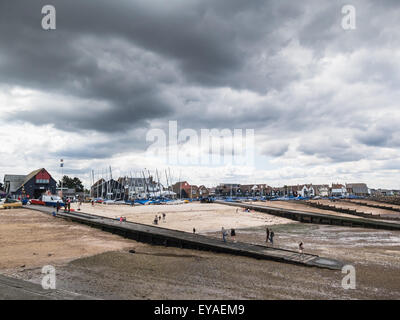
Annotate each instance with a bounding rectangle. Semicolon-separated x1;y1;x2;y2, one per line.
212;183;272;197
215;183;241;196
208;187;216;196
331;183;347;197
198;185;210;197
374;189;394;196
346;183;369;196
122;176;160;199
297;184;316;197
56;187;79;200
314;185;330;197
172;181;191;198
3;168;57;199
3;175;26;196
90;178;124;199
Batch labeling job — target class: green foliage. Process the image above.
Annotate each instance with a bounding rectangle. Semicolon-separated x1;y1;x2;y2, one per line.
57;176;84;192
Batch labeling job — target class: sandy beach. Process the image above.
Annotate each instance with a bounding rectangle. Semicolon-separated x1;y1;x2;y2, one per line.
1;204;399;299
0;208;136;271
68;202;294;233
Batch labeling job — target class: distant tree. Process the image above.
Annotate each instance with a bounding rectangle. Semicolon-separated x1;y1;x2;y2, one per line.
58;176;84;192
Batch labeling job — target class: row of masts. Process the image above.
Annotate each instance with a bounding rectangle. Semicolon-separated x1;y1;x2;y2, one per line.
89;166;178;200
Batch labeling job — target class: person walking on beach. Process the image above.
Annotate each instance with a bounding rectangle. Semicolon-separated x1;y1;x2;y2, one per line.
221;227;227;243
65;198;71;213
266;227;270;243
269;230;275;245
299;242;304;260
230;228;236;242
162;213;166;222
193;228;196;234
153;215;158;225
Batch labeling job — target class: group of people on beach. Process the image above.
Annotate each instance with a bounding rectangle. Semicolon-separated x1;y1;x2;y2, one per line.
265;228;275;244
221;227;236;243
56;198;71;214
153;213;166;225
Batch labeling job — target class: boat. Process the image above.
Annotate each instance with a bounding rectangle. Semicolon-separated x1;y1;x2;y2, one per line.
31;195;64;207
0;198;23;209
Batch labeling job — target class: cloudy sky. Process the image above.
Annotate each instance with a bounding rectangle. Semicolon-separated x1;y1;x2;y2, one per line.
1;0;399;189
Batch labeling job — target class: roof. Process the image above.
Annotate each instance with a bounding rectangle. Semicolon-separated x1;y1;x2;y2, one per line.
346;183;368;193
332;184;345;189
4;174;26;182
3;175;26;193
20;168;43;187
346;183;368;188
4;168;54;193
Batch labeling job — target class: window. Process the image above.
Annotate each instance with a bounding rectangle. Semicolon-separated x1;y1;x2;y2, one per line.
36;179;49;184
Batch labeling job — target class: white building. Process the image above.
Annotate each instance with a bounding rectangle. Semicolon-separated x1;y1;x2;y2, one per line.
298;184;316;197
331;184;347;197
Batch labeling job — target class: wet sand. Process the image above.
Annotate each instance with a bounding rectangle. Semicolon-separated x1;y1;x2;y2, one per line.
1;207;399;299
0;207;400;299
7;223;400;300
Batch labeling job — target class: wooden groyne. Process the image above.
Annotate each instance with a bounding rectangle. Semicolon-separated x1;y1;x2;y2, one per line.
24;205;345;270
341;200;400;213
216;201;400;231
369;197;400;206
305;201;400;221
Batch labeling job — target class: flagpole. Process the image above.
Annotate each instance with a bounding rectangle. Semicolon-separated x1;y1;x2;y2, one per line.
60;159;64;198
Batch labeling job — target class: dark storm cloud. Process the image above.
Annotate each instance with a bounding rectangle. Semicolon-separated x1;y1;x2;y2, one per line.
1;0;400;167
0;0;300;92
1;0;303;135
